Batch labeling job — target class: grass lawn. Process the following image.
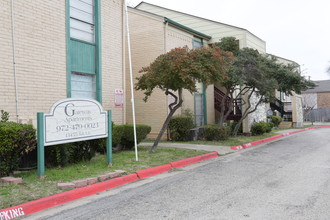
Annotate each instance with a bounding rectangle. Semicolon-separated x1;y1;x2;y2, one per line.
0;146;208;210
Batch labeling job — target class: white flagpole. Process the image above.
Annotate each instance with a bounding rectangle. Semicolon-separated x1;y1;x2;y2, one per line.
124;1;138;161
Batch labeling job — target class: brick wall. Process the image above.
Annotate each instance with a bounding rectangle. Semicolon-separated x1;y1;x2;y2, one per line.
126;9;167;139
0;0;67;126
101;0;124;124
0;0;125;126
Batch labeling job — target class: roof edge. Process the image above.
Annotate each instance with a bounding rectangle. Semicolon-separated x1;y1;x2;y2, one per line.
136;1;266;43
164;18;212;40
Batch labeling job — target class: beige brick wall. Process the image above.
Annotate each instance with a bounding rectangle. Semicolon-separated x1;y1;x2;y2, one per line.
0;0;125;126
126;9;167;139
0;0;67;126
0;0;16;119
101;0;124;124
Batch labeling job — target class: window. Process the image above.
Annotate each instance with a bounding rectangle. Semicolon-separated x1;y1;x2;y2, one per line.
67;0;100;101
193;38;207;125
70;0;95;43
71;72;96;99
194;93;204;126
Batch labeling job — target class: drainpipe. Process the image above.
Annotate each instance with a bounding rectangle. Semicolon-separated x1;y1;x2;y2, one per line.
11;0;19;122
122;1;126;124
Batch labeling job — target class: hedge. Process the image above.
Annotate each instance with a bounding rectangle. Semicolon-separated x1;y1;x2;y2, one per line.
251;121;273;136
120;124;151;150
203;124;231;141
169;115;194;141
0;122;36;176
267;115;282;127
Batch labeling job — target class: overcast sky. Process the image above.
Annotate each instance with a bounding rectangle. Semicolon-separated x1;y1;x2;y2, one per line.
127;0;330;81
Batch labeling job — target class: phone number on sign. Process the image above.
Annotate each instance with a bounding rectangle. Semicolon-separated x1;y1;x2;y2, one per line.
56;123;99;132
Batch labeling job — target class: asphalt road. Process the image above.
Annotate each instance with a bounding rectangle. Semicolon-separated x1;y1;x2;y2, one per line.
26;128;330;220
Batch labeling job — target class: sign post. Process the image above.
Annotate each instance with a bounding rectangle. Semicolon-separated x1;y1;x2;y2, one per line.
37;98;111;178
106;110;112;166
37;112;45;178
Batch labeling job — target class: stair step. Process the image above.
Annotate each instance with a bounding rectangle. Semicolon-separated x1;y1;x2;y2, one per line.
278;122;292;129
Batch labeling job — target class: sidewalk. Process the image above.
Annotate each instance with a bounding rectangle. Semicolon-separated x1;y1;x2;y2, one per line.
140;128;297;155
139;142;236;155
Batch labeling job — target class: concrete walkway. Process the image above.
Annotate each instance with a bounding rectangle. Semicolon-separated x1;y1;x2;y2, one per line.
140;128;302;155
139;142;236;155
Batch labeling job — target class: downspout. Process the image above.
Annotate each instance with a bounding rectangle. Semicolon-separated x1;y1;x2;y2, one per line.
122;1;126;124
11;0;19;123
164;19;168;115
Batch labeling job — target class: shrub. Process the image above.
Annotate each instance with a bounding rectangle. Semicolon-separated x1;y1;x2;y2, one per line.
267;115;282;127
45;140;98;167
120;124;151;150
251;121;273;136
203;124;231;141
169;115;194;141
266;122;274;132
0;110;9;123
0;122;36;176
94;124;125;154
113;125;125;148
45;144;69;167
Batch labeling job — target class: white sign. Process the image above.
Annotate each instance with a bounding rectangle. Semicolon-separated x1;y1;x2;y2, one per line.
44;99;108;146
115;89;124;107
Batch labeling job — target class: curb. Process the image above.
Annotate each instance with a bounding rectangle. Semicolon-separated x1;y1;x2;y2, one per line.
230;126;330;151
0;152;220;219
169;152;218;168
136;164;172;179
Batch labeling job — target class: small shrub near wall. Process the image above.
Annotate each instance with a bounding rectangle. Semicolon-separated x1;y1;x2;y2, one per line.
0;122;36;177
169;115;194;141
203;124;231;141
267;115;282;127
120;124;151;150
45;140;98;167
251;121;273;136
94;124;126;154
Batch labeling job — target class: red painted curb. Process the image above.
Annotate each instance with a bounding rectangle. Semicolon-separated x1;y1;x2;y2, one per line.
260;134;283;142
135;164;172;179
0;173;139;217
231;145;243;150
231;126;330;151
199;152;219;160
169;152;218;168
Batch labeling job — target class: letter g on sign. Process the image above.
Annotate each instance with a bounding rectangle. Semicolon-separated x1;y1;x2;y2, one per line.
64;103;75;117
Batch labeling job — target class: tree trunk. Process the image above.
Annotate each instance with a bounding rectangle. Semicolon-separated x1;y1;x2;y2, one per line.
219;89;229;126
232;88;264;137
149;89;183;153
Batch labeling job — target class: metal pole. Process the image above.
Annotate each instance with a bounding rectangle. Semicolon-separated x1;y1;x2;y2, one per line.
124;1;138;161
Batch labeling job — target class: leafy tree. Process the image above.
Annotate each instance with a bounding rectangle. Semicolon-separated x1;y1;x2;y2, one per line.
230;48;278;136
215;37;242;126
217;37;315;136
135;46;233;152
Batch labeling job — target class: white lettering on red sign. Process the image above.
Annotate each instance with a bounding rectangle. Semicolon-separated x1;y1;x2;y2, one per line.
0;207;25;220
